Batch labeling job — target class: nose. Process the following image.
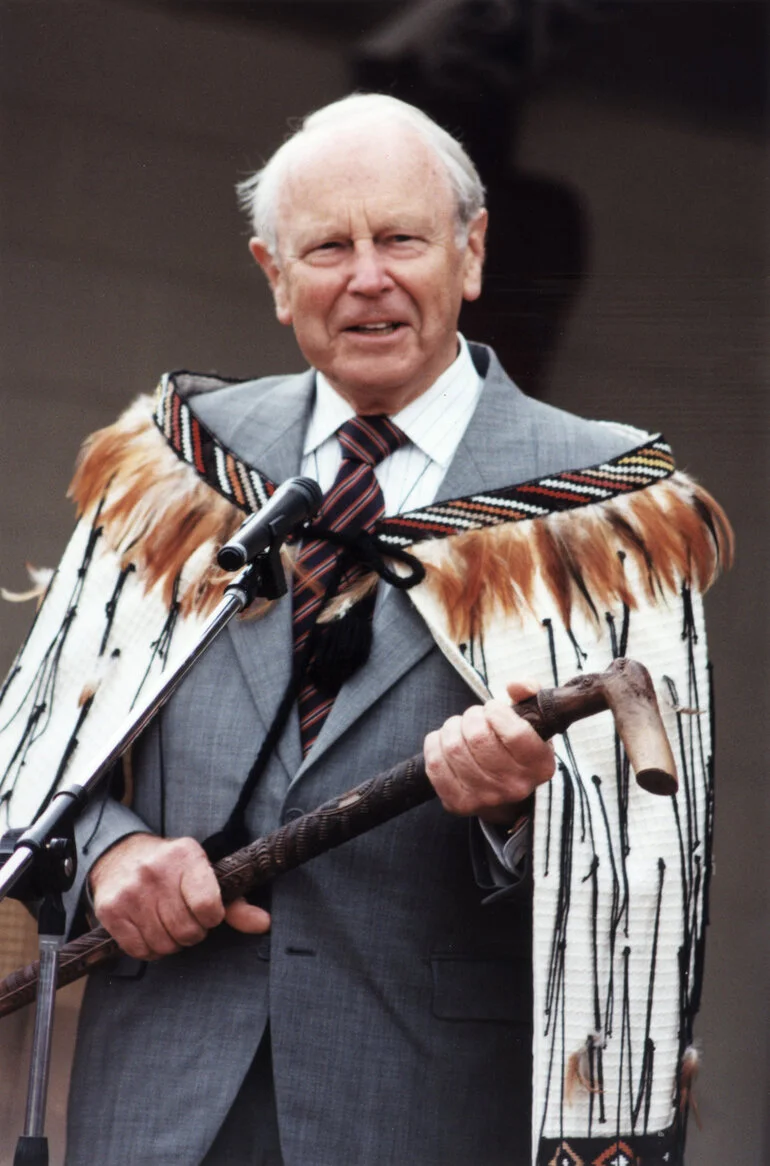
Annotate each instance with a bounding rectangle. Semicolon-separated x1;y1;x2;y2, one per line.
346;241;394;296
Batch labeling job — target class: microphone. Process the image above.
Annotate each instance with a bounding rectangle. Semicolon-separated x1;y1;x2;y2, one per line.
217;476;323;571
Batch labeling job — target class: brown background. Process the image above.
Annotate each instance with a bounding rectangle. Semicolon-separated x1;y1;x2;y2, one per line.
0;2;767;1163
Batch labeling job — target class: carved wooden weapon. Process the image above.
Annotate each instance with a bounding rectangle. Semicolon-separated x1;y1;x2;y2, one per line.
0;658;675;1019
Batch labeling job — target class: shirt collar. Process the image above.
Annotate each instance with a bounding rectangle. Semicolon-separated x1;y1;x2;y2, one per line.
303;335;481;469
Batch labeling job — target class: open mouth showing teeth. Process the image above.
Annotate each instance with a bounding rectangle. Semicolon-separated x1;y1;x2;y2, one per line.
347;323;403;335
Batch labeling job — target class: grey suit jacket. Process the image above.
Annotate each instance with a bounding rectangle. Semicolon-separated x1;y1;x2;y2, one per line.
65;345;642;1166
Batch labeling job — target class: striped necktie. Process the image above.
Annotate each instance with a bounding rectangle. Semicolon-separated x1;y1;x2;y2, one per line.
294;414;408;754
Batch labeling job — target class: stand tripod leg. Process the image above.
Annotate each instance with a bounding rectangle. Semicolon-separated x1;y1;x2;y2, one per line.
14;933;62;1165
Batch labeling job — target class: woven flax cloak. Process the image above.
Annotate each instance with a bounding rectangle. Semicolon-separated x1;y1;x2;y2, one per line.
0;374;732;1166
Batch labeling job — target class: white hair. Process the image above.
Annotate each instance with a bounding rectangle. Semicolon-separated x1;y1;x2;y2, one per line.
235;93;486;256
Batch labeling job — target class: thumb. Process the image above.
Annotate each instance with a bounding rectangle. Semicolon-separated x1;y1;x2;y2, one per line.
506;677;542;704
224;898;272;934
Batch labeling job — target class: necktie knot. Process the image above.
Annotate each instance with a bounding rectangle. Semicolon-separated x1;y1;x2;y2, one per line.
337;415;408;467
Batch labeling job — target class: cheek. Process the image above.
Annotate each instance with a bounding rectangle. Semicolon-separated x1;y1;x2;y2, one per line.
292;280;339;334
416;259;467;320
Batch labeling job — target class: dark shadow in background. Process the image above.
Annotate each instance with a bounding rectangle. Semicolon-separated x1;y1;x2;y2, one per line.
162;0;765;397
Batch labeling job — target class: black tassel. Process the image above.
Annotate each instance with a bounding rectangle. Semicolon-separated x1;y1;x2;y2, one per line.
308;592;376;694
202;817;250;864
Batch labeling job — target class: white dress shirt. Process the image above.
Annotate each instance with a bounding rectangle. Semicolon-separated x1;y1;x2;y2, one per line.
301;334;482;514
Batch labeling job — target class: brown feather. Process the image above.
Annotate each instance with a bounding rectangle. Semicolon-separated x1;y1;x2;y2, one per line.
69;397;249;619
413;474;733;643
679;1045;701;1127
565;1041;602;1105
68;400;734;637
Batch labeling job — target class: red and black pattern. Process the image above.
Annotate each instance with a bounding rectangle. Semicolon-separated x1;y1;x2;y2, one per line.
375;440;675;546
154;373;276;514
293;415;408;754
539;1126;680;1165
154;373;674;550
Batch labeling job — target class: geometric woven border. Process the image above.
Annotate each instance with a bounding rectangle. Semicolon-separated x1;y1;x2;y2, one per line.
155;371;674;548
154;373;276;514
538;1123;681;1165
377;437;674;546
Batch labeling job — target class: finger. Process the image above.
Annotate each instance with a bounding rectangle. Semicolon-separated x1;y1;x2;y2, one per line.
156;895;208;950
104;916;154;962
224;899;272;934
101;893;180;960
484;699;556;784
427;709;510;815
140;902;186;958
460;704;523;778
424;715;476;810
179;861;226;931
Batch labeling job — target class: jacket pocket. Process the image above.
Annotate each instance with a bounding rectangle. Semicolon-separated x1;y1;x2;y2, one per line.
430;954;530;1022
107;955;148;981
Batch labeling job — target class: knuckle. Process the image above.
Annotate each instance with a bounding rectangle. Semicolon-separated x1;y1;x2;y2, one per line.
195;898;225;929
97;888;135;922
442;733;467;764
127;937;153;961
154;936;181;958
175;922;207;948
423;729;440;759
438;782;473;817
166;836;202;865
440;714;463;740
95;903;120;932
133;854;164;886
425;763;452;801
463;720;490;752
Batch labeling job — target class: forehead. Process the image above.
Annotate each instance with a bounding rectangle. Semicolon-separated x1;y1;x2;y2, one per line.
275;123;456;246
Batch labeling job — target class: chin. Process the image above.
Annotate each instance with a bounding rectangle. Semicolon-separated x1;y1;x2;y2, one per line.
331;358;423;409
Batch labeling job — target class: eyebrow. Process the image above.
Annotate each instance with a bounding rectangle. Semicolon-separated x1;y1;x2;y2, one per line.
299;215;432;246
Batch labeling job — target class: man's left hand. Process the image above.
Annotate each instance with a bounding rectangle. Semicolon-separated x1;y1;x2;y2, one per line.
423;681;556;824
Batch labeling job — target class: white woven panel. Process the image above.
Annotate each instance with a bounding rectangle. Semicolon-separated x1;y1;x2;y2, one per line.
0;512;213;831
408;558;711;1159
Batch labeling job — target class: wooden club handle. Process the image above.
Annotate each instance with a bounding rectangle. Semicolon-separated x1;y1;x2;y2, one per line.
0;657;675;1019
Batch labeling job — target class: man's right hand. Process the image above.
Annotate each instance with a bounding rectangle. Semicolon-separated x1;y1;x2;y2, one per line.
88;833;271;961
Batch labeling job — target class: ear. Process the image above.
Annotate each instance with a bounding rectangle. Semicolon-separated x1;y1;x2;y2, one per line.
460;209;488;303
249;238;293;326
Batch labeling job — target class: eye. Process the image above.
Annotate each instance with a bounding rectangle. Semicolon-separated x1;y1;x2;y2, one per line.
382;233;428;253
303;239;349;265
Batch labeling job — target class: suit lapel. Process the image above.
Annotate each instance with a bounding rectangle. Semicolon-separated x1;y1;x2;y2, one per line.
432;345;544;501
198;371;315;780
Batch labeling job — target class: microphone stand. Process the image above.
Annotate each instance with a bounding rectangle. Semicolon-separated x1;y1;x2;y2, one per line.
0;535;291;1165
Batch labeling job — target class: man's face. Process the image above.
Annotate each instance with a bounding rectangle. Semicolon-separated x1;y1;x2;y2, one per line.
250;125;487;414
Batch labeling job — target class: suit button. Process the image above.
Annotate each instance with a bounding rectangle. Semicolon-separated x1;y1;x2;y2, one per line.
257;936;271;962
282;807;304;824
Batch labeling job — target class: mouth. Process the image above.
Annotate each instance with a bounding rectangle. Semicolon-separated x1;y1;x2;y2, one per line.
345;322;405;336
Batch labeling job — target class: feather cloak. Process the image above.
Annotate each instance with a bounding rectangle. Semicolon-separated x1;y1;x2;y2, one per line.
0;373;732;1166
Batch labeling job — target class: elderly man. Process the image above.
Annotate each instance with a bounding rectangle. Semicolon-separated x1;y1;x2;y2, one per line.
0;95;727;1166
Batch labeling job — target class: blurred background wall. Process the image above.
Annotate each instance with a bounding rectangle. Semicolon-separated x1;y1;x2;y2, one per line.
0;1;766;1163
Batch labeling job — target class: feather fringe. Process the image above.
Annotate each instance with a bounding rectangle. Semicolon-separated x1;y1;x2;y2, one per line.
67;395;734;635
410;475;733;643
0;564;54;605
68;396;254;620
